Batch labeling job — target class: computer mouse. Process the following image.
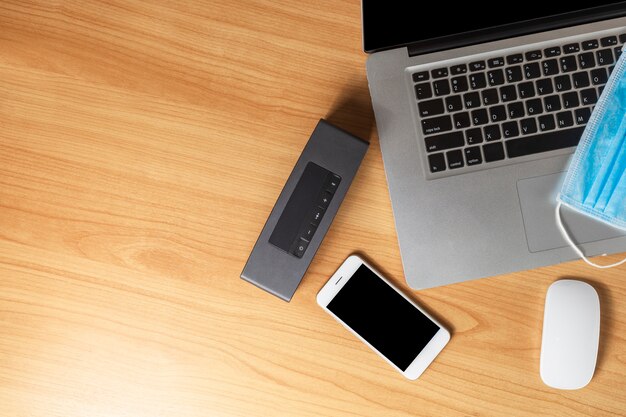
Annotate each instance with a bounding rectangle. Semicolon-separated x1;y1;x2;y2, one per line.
540;279;600;390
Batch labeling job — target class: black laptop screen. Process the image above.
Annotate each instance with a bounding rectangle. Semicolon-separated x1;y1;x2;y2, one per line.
363;2;626;53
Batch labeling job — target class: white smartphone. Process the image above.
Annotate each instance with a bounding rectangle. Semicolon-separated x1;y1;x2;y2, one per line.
317;255;450;380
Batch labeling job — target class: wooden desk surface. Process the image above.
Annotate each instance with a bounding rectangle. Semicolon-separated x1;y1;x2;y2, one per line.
1;1;625;415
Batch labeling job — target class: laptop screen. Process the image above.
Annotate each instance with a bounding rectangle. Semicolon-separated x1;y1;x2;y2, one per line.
363;2;626;53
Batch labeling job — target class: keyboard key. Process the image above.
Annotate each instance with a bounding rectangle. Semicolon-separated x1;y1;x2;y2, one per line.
446;149;464;169
506;54;524;64
556;111;574;127
465;146;483;165
596;48;614;66
451;64;468;74
608;64;616;75
488;57;505;68
489;105;507;122
506;126;584;158
580;88;598;105
518;81;536;98
428;153;446;173
299;223;317;242
453;112;471;129
431;67;448;78
424;131;464;152
620;33;626;43
542;59;559;76
575;107;591;125
590;68;608;85
316;191;333;209
562;92;579;109
463;92;481;108
505;65;523;83
572;72;590;88
598;85;605;96
526;50;542;61
500;85;517;102
502;121;519;138
413;71;429;82
487;69;505;86
471;108;489;125
544;46;561;57
469;73;487;89
526;98;543;115
422;115;452;135
465;128;483;144
484;125;501;141
433;79;450;96
482;88;499;105
415;82;432;99
324;174;341;193
563;43;580;54
538;114;556;131
582;39;599;50
483;142;505;162
293;238;310;257
543;95;561;112
469;60;486;71
520;118;538;134
560;56;577;72
524;62;541;79
615;47;623;61
536;78;553;95
445;95;463;112
418;98;445;117
310;207;324;226
554;75;572;91
578;52;595;69
601;36;618;47
451;76;469;93
508;102;525;119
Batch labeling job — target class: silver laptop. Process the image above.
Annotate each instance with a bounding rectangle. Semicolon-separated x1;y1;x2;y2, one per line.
365;2;626;289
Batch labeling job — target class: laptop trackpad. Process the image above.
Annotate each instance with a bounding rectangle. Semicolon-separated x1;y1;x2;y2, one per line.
517;172;626;253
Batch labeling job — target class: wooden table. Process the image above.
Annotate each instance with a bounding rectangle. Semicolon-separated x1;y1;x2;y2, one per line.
1;1;625;416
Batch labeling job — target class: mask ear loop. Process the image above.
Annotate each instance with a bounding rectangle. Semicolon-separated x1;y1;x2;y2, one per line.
556;202;626;269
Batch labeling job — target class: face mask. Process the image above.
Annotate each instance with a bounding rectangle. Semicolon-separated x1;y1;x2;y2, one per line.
557;48;626;269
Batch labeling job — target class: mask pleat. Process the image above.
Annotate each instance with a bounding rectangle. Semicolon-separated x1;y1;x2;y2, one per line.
604;164;626;224
594;124;626;210
583;114;626;210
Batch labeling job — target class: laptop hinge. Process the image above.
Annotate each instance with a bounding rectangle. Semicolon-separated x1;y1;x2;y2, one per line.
407;6;626;57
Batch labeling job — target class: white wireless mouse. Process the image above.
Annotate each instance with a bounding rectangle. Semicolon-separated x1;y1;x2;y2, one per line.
540;280;600;390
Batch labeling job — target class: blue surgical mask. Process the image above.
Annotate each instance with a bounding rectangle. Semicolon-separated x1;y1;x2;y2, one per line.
557;48;626;269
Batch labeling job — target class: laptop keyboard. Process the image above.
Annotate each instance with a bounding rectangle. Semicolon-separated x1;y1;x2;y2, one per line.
411;32;626;176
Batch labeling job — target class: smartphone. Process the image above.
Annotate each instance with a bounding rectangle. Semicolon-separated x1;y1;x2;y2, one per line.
317;255;450;380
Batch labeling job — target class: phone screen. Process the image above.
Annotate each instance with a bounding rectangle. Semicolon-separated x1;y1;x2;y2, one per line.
327;264;440;371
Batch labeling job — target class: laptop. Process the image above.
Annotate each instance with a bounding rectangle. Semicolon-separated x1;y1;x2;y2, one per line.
364;2;626;289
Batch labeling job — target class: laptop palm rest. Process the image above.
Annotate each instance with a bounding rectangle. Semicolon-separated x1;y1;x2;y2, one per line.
517;172;626;253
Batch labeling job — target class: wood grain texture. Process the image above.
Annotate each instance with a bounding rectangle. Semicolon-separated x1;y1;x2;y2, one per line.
1;1;625;416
